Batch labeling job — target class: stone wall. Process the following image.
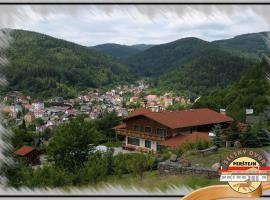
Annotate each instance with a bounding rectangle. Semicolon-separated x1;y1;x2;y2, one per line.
158;161;219;178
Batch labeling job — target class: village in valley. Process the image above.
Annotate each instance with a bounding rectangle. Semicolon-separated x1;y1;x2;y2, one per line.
1;78;267;179
2;80;192;133
1;80;197;168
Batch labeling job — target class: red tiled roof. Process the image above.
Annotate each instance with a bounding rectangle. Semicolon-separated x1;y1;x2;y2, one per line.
112;123;126;129
124;108;233;129
160;132;209;148
15;146;35;156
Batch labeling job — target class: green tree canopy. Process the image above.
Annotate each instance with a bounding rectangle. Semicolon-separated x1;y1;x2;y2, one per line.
47;116;104;170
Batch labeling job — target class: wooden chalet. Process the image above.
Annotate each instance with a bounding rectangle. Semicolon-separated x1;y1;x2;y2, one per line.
113;108;233;152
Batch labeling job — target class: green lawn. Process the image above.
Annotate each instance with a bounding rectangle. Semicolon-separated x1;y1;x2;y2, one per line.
77;171;220;192
184;146;270;168
184;148;233;168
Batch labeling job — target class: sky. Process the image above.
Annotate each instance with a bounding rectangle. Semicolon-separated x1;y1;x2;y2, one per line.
1;5;270;46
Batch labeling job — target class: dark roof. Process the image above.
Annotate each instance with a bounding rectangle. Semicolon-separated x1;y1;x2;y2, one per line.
123;108;233;129
160;132;209;148
15;146;35;156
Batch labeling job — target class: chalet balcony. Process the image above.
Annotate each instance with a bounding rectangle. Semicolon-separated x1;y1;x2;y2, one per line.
115;128;164;141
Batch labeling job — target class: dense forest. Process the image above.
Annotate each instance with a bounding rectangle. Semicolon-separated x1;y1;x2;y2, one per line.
213;32;270;60
1;29;270;100
130;44;154;51
93;43;142;60
1;29;132;99
193;58;270;121
126;37;212;77
126;37;257;97
156;48;254;97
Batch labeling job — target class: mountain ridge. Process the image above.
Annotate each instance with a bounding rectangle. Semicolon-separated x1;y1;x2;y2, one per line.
2;29;270;99
1;29;132;99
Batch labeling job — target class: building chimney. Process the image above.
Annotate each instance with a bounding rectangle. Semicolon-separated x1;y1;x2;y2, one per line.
220;109;226;115
154;105;161;112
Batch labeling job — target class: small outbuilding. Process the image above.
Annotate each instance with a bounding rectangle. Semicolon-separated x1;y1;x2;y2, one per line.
15;146;41;165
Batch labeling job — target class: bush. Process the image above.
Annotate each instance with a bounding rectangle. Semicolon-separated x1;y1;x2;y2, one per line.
112;153;130;177
28;165;72;188
76;152;110;185
160;148;171;161
126;153;149;179
172;147;184;157
173;140;211;157
112;153;155;178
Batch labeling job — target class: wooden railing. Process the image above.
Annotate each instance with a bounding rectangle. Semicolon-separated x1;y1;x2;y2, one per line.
115;129;164;141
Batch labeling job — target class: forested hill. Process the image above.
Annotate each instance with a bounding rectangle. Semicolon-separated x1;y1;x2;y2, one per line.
93;43;141;60
126;32;270;79
2;29;269;100
126;36;255;98
213;32;270;59
130;44;154;51
1;29;132;99
193;58;270;121
156;48;254;98
126;37;211;77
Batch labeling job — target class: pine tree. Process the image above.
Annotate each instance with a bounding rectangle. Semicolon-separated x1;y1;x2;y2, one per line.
212;124;222;147
241;125;259;147
255;118;270;147
227;121;241;142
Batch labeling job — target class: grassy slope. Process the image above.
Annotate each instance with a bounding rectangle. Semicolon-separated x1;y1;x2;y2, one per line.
77;171;220;192
185;147;270;168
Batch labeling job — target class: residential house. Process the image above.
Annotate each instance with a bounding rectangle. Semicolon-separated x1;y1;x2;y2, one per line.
23;104;33;111
162;97;173;108
46;120;57;129
65;108;78;116
10;104;22;113
32;102;45;111
9;104;22;119
89;111;98;119
34;109;45;118
145;95;159;103
114;108;233;153
2;106;11;114
24;112;35;123
80;105;91;112
130;96;139;103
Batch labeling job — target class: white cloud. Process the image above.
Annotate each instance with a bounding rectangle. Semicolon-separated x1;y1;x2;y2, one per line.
1;5;270;46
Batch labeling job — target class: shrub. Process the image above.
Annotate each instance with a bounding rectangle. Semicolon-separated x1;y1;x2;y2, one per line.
77;152;110;184
126;153;149;179
29;165;72;188
173;140;210;157
112;153;155;178
160;148;171;161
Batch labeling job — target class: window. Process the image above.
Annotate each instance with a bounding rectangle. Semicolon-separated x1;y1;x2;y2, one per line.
157;128;167;137
145;140;151;148
145;126;152;133
133;125;141;132
127;137;140;146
